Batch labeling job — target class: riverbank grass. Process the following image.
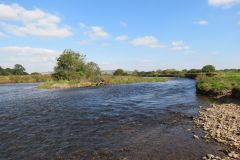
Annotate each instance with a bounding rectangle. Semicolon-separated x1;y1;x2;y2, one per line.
0;75;52;84
38;80;94;89
102;75;169;84
196;72;240;97
38;76;169;89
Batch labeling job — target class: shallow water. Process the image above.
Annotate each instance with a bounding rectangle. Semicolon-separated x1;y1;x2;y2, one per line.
0;78;225;160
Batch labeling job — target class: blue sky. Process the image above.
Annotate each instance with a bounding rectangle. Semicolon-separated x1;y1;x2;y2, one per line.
0;0;240;72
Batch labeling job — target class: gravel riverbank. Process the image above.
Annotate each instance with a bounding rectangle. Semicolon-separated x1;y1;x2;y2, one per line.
194;103;240;160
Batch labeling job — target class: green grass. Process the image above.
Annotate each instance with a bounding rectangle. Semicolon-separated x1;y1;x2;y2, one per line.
196;72;240;96
38;76;169;89
0;75;52;84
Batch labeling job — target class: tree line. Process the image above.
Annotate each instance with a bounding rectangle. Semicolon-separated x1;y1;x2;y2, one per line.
0;64;28;76
113;65;217;77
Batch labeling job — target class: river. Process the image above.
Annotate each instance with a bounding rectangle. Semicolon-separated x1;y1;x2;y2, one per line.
0;78;226;160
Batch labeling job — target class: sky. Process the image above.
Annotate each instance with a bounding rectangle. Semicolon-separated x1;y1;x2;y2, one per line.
0;0;240;73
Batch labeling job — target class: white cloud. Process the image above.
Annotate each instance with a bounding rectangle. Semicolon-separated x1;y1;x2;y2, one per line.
171;41;190;51
0;46;59;56
115;35;128;41
208;0;240;8
194;20;209;25
130;36;165;48
78;23;109;45
89;26;109;39
0;46;60;72
0;3;72;37
120;21;127;27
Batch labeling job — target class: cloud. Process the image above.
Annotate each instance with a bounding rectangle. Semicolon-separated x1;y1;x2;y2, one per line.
0;46;59;56
89;26;109;39
130;36;165;48
120;21;127;27
194;20;209;25
208;0;240;8
115;35;128;41
0;46;60;72
78;23;109;45
0;3;72;37
171;41;190;51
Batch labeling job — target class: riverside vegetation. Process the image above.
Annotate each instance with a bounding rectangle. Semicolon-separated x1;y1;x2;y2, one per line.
196;72;240;98
37;49;169;89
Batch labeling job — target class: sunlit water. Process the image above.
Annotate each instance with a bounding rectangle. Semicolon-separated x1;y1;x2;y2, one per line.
0;78;226;160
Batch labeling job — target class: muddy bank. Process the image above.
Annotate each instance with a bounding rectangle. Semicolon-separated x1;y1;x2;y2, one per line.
194;103;240;159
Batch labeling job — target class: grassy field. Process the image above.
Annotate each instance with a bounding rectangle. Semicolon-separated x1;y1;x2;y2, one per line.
196;72;240;97
0;75;52;84
38;75;169;89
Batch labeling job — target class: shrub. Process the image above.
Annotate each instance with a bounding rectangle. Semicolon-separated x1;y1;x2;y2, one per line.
232;85;240;98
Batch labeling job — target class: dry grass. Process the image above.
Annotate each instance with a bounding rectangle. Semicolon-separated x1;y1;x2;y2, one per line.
0;75;52;84
38;75;169;89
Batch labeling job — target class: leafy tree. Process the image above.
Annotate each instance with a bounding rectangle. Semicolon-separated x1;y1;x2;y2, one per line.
85;61;101;81
53;49;86;80
202;65;216;73
132;70;139;76
13;64;26;75
113;69;125;76
4;68;14;75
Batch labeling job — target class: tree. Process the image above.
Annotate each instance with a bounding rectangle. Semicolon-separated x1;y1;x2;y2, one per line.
13;64;26;75
53;49;86;80
85;62;101;81
132;70;139;76
202;65;216;73
4;68;13;75
113;69;125;76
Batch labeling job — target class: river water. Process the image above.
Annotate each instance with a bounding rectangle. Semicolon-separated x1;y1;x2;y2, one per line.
0;78;226;160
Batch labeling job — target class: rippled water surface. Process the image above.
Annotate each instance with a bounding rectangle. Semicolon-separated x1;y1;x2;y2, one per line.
0;79;226;160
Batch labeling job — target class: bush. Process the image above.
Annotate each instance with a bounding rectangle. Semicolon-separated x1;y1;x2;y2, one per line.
232;86;240;98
